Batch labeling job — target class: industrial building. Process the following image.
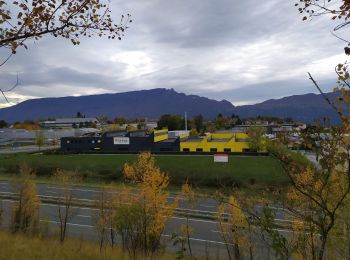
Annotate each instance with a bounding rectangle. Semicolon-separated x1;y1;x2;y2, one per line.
61;129;182;153
40;118;100;129
180;132;251;153
61;129;254;154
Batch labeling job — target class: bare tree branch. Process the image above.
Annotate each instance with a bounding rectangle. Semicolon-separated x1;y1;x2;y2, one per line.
308;72;344;119
0;53;13;67
0;72;19;103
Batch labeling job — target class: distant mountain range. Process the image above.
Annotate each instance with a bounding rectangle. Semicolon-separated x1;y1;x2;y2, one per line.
0;88;341;124
235;92;341;124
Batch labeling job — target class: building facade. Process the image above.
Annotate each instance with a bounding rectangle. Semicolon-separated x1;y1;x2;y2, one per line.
180;132;251;153
61;129;254;154
40;118;99;129
61;129;180;153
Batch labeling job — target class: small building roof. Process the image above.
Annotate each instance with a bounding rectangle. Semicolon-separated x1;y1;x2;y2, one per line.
182;138;203;143
55;118;98;123
208;138;231;142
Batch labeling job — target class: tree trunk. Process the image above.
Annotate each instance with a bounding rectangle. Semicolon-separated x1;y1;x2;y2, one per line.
234;243;241;260
318;235;328;260
186;216;193;259
99;227;105;252
110;228;115;248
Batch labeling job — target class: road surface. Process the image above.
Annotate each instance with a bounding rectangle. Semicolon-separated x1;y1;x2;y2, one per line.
0;181;289;258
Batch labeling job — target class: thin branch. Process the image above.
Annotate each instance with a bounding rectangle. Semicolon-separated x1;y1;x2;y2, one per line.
330;29;350;45
0;90;9;103
0;53;13;67
308;72;343;119
334;21;350;32
3;72;19;92
0;73;20;103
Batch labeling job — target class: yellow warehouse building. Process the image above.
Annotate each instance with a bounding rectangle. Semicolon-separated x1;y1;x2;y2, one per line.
180;132;251;153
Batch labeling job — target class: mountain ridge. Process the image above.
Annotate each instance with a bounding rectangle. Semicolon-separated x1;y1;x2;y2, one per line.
0;88;341;124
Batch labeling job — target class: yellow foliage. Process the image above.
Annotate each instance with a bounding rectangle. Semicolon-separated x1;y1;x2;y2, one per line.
122;152;178;254
217;196;251;257
13;123;41;130
181;180;195;203
123;152;157;183
11;165;40;233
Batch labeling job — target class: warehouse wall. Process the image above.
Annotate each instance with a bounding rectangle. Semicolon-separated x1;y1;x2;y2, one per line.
153;129;169;142
180;133;251;153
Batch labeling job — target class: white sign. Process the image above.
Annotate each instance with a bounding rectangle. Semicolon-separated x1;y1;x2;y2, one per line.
113;137;130;145
214;154;228;163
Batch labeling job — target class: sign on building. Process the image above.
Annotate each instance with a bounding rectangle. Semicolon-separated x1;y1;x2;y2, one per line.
214;154;228;163
113;137;130;145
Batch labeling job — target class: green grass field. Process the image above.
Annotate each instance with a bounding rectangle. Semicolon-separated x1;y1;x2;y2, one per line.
0;154;287;188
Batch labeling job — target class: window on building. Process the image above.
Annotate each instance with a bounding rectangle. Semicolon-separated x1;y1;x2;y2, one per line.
66;140;70;144
210;148;217;152
196;148;203;152
183;148;190;152
97;140;102;143
224;148;231;153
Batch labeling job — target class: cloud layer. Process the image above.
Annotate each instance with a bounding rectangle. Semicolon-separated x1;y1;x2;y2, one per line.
0;0;346;108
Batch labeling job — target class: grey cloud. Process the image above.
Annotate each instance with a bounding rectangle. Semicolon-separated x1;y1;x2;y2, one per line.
113;0;337;52
0;65;132;102
0;0;346;107
201;78;337;105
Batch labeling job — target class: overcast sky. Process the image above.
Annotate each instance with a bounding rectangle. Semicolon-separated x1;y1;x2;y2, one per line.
0;0;348;108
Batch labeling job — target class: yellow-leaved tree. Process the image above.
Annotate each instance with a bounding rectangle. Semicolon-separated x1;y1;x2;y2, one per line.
11;164;40;234
171;180;196;260
119;152;177;257
51;169;81;243
265;101;350;260
217;195;254;260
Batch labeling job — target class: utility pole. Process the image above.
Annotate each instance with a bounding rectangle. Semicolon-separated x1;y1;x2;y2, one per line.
185;112;187;131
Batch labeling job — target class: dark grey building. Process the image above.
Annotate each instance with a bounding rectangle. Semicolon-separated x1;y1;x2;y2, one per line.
61;130;180;153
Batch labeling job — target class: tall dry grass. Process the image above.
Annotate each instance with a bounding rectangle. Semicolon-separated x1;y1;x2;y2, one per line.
0;231;174;260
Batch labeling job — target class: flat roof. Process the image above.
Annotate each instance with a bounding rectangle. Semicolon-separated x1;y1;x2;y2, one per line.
182;138;203;143
208;138;231;142
55;118;98;123
158;139;177;143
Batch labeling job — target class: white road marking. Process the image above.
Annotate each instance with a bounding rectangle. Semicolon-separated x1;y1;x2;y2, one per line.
47;186;99;193
77;214;92;218
162;234;231;246
41;220;227;245
46;186;181;201
42;220;94;228
199;204;216;208
171;216;219;224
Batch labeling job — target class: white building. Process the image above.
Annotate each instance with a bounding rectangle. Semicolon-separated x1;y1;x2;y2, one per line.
40;118;99;129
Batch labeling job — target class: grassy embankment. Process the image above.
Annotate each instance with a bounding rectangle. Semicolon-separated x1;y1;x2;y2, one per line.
0;231;174;260
0;154;287;189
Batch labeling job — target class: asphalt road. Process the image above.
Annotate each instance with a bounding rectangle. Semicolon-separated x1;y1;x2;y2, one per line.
0;181;221;213
0;181;290;258
0;181;287;219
